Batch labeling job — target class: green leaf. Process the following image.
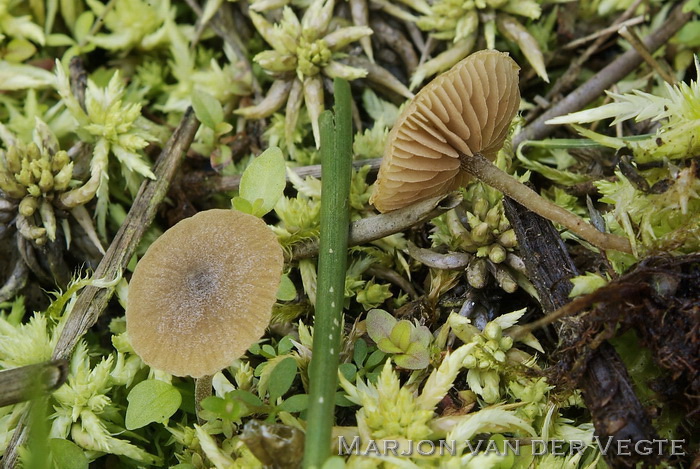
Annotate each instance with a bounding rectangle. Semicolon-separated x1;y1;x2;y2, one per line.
238;147;286;217
394;349;429;370
73;11;95;43
192;89;224;129
353;338;368;366
49;439;88;469
322;456;347;469
364;349;386;369
232;196;254;215
338;362;357;381
268;357;297;402
366;309;396;343
335;391;356;407
261;344;277;358
377;337;403;354
201;395;246;420
276;273;297;301
227;389;264;408
569;272;608;297
125;380;182;430
279;393;309;412
390;320;413;351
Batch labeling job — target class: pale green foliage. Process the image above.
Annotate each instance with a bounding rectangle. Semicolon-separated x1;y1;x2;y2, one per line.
449;310;543;404
239;0;371;148
0;119;79;245
366;309;432;369
569;272;609;297
430;178;527;293
547;59;700;163
54;62;158;236
162;23;251;112
0;278;158;465
353;122;388;160
339;360;435;445
0;0;45;45
596;167;700;255
233;147;287;217
85;0;172;52
412;0;548;87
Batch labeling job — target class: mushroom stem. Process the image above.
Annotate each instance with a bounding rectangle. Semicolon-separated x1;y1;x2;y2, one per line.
195;374;213;424
459;152;633;254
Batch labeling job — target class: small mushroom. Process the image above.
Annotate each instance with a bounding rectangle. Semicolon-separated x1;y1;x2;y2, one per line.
370;50;632;253
126;209;284;378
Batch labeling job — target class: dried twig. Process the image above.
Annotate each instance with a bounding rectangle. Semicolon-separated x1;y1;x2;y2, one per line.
289;192;462;261
0;360;68;408
618;25;677;84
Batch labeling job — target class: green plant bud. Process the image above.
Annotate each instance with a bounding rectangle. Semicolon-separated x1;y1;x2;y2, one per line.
27;184;41;198
473;197;489;220
497;229;518;248
5;146;22;173
471;221;491;244
38;168;53;192
499;336;513;351
486;205;501;229
484;322;502;341
485;339;500;354
464;354;477;368
30;160;42;180
16;166;32;186
488;244;507;263
494;266;518;293
255;51;297;74
53;162;74;191
493;350;506;363
0;166;27;198
478;360;490;369
482;371;501;404
27;143;41;161
467;258;488;289
40;198;57;241
498;218;510;232
51;150;70;172
323;26;373;51
19;196;38;216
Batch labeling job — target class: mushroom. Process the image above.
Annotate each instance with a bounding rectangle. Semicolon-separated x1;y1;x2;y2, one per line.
370;50;632;254
126;209;284;378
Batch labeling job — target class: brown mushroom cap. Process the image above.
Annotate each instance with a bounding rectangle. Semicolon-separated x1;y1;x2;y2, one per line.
370;50;520;212
126;209;284;378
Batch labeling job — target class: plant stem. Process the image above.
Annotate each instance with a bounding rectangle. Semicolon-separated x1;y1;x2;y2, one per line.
195;375;213;425
460;152;632;254
303;79;353;469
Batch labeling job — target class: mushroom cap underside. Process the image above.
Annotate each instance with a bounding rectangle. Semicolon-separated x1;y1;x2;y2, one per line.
371;50;521;213
126;209;284;378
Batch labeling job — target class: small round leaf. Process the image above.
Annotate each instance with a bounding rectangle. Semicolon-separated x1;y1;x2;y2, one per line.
125;379;182;430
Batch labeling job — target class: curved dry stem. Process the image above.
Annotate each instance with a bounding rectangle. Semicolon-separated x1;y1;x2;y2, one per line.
460;152;632;254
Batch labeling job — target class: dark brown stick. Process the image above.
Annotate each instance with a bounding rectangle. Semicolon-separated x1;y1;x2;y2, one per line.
503;197;658;468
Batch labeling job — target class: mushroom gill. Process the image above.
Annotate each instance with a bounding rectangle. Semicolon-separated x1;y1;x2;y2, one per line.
371;50;519;213
126;209;284;378
370;50;632;253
